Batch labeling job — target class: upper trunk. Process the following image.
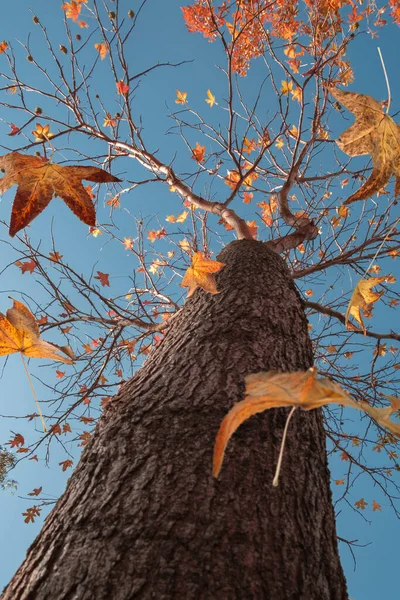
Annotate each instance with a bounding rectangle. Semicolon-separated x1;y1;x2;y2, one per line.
3;240;348;600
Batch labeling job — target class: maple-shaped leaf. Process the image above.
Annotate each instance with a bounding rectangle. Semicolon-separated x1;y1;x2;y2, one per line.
213;368;400;478
175;90;187;104
181;252;225;297
15;259;36;274
94;42;108;60
0;299;75;363
328;87;400;203
95;271;110;286
0;152;120;237
116;80;129;95
345;276;388;331
191;142;206;163
205;89;216;107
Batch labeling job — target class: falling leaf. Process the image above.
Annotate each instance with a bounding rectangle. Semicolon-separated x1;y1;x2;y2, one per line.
335;479;345;486
55;370;65;379
175;90;187;104
327;87;400;203
0;152;120;237
22;506;41;523
181;252;225;298
7;433;25;448
372;500;382;512
116;80;129;95
123;237;134;250
8;124;20;136
28;486;42;497
213;368;400;477
191;142;206;163
49;251;63;263
0;299;75;363
94;42;108;60
0;41;9;54
346;276;388;331
205;89;216;107
94;271;110;287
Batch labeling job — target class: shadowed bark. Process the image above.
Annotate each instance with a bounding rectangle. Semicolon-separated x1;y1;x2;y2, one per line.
2;239;348;600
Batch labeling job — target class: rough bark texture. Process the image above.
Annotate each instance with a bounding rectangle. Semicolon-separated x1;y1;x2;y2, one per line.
2;240;348;600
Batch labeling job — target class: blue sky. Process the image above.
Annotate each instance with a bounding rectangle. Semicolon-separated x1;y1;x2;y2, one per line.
1;1;400;598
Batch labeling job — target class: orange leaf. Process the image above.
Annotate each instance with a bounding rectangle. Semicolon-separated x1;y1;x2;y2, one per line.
116;80;129;95
0;299;75;363
0;152;120;237
0;41;9;54
175;90;187;104
94;42;108;60
15;260;36;274
94;271;110;287
191;142;206;163
181;251;225;297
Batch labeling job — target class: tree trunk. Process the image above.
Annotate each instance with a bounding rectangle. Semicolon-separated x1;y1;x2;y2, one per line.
2;240;348;600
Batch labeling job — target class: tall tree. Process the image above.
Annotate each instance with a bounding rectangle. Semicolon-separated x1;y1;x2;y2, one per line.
1;1;400;598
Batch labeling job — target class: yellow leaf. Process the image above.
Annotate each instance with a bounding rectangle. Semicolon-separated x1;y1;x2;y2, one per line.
275;138;284;149
280;80;293;95
94;42;108;60
0;299;74;363
345;276;387;331
175;90;187;104
205;89;216;107
181;252;225;298
291;87;302;103
213;369;400;477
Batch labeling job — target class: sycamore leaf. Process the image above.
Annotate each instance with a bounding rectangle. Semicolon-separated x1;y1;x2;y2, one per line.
205;89;216;107
0;299;75;363
175;90;187;104
31;123;53;142
345;276;387;331
94;271;110;287
94;42;108;60
281;80;293;95
0;152;120;237
213;368;400;477
191;142;206;163
116;80;129;95
327;87;400;203
181;252;225;297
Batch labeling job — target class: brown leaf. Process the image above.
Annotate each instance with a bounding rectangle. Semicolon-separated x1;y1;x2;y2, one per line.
0;152;121;236
345;276;387;331
327;87;400;203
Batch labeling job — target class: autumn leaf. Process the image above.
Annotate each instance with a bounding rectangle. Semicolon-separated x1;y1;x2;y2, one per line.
0;299;75;363
49;252;63;263
31;123;54;142
281;80;293;95
116;80;130;95
372;500;382;512
103;114;117;128
205;89;216;107
22;505;41;523
7;433;25;448
345;276;388;331
175;90;188;104
0;41;8;54
28;486;42;497
213;368;400;478
0;152;120;237
123;237;134;250
181;252;225;297
59;459;73;471
327;87;400;203
15;259;36;274
355;498;368;510
191;142;206;163
95;271;110;287
55;370;65;379
62;0;87;21
94;42;108;60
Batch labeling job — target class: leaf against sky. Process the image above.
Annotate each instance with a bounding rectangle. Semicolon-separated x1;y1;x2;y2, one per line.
328;87;400;203
0;299;75;364
213;369;400;478
0;152;120;237
345;276;387;331
181;252;225;297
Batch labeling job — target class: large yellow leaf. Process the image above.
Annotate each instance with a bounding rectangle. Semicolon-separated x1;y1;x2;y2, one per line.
345;276;387;331
0;152;120;236
213;368;400;477
0;299;75;363
181;252;225;297
328;87;400;203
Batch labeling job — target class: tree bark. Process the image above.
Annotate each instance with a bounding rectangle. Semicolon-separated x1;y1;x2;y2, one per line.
2;240;348;600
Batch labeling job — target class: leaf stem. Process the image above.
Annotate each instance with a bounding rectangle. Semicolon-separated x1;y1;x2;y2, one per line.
377;47;391;113
272;406;296;487
20;354;47;432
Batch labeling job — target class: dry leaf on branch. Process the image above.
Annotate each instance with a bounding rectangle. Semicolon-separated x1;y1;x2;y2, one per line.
0;152;120;236
0;299;75;363
345;276;388;331
327;87;400;203
181;252;225;298
213;368;400;477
